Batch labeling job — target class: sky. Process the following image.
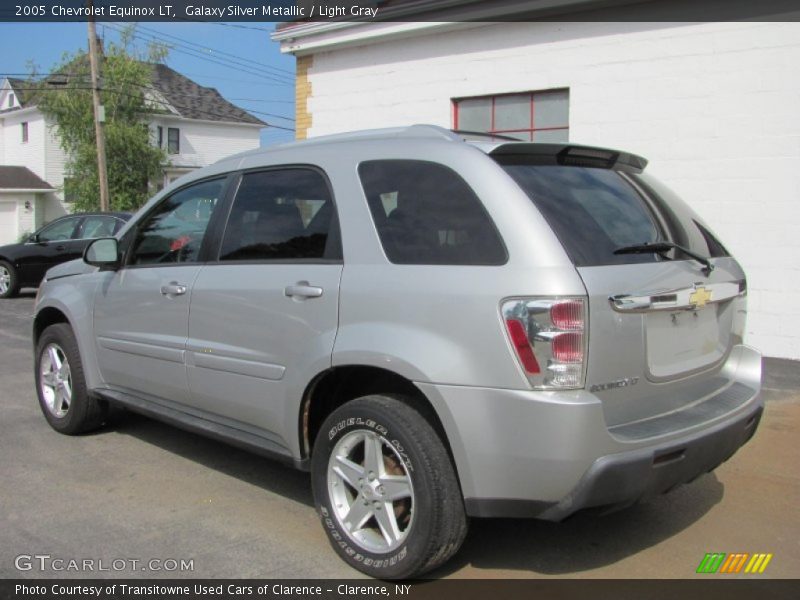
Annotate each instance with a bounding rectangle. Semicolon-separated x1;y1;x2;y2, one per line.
0;21;297;146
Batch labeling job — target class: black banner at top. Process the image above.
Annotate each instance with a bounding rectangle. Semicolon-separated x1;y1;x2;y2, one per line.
1;0;800;23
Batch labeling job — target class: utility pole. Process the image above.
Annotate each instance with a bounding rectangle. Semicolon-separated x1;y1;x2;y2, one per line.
87;0;109;212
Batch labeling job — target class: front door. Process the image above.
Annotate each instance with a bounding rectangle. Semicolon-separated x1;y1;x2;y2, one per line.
22;216;83;283
186;168;343;443
93;178;228;405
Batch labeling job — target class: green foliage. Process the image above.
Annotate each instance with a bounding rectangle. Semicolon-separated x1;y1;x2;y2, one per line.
34;33;168;212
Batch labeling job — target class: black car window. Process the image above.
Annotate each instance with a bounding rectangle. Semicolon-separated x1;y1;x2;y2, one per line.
219;168;341;261
37;217;82;242
497;162;661;266
129;179;224;265
79;216;122;239
358;160;507;265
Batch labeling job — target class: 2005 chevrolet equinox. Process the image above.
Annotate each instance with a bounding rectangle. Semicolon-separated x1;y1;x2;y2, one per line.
33;125;762;578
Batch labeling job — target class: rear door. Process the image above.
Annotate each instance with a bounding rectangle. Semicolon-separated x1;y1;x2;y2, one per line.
497;154;746;427
186;167;343;444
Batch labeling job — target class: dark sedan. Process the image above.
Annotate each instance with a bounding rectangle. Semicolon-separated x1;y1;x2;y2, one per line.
0;212;131;298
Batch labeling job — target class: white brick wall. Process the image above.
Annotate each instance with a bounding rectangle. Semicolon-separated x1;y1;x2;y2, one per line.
303;21;800;359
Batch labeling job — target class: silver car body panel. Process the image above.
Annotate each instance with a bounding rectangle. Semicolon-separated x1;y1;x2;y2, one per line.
34;125;763;516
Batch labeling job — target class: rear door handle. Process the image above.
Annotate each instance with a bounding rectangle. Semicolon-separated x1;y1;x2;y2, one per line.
284;282;323;299
160;282;188;296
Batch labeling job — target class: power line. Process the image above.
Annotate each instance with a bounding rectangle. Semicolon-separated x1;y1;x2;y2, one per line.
229;98;294;104
120;24;294;83
8;85;296;132
4;71;297;91
6;74;297;122
136;23;294;77
104;24;293;86
106;24;291;85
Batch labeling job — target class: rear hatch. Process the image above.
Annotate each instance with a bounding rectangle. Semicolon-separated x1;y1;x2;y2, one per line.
493;145;748;428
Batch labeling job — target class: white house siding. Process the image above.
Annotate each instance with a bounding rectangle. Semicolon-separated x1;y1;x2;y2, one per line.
301;21;800;360
154;118;261;175
43;116;68;220
1;111;47;180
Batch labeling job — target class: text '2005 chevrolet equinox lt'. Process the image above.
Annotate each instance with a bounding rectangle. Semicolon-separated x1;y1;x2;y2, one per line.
33;125;762;578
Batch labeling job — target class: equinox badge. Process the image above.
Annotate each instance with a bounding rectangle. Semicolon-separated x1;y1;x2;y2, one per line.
590;377;640;393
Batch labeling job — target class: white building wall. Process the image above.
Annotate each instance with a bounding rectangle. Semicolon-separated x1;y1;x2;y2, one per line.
44;117;67;195
304;21;800;359
154;118;262;169
1;111;47;179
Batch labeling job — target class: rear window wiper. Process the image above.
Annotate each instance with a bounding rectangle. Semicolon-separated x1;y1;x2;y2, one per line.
613;241;714;276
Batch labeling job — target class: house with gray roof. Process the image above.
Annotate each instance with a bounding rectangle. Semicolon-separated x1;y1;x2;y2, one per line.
0;63;264;244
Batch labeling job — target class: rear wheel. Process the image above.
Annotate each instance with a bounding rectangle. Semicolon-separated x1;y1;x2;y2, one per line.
311;395;467;579
35;323;107;434
0;260;19;298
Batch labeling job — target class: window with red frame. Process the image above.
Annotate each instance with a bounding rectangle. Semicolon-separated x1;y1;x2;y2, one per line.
453;89;569;142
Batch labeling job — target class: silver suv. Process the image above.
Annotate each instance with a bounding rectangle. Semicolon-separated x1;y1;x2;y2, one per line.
33;125;762;579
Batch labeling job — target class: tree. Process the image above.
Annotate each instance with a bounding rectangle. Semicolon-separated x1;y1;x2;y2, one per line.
34;32;168;212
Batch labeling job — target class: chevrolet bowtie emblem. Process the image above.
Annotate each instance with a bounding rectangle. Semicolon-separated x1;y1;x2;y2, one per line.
689;286;713;308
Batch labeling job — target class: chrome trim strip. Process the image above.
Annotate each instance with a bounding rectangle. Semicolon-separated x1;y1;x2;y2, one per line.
610;281;742;313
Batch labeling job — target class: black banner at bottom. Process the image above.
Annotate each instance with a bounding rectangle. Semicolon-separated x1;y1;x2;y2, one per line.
1;579;799;600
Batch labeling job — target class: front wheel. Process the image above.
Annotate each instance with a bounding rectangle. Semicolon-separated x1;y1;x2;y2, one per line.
35;323;107;434
311;395;467;579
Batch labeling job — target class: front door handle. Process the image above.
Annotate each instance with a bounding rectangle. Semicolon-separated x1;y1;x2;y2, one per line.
55;245;66;251
284;281;323;299
160;282;188;296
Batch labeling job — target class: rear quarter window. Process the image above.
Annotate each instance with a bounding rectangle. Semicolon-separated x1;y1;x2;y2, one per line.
358;159;507;265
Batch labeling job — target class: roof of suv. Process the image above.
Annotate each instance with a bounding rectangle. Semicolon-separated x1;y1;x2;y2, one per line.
224;124;648;171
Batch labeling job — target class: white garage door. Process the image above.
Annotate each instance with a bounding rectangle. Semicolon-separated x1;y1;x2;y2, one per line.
0;201;18;245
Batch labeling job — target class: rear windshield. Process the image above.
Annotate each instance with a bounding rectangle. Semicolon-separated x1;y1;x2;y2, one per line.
497;160;729;267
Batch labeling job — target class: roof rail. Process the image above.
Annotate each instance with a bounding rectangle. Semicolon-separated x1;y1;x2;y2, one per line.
290;124;460;145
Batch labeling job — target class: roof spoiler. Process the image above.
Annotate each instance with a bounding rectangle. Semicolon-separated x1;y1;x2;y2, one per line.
490;143;648;171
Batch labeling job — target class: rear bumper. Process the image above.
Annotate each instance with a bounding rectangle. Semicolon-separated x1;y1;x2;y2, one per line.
535;402;761;520
416;344;762;520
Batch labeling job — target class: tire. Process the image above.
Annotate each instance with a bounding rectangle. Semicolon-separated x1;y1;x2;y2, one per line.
311;395;468;579
35;323;107;434
0;260;19;298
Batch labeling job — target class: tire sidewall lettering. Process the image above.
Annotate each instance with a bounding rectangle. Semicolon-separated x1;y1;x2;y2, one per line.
319;413;417;570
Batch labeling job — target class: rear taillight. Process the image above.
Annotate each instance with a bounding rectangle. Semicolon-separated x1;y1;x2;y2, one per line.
502;298;587;389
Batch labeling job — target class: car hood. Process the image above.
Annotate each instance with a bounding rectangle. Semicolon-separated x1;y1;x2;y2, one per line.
0;242;25;258
45;258;95;281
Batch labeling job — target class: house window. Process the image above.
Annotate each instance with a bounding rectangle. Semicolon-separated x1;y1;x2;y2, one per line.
453;89;569;142
21;122;29;143
157;126;163;148
8;93;14;108
167;127;180;154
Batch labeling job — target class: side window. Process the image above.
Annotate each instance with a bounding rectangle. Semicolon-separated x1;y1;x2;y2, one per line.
37;217;81;242
358;160;507;265
129;179;224;265
79;216;121;239
219;168;340;261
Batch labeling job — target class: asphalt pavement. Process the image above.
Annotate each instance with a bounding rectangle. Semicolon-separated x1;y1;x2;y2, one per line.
1;293;798;579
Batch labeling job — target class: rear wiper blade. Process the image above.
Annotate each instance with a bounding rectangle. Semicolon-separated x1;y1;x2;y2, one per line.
613;241;714;276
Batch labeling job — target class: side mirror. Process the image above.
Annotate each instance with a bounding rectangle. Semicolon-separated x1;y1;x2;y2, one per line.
84;237;120;269
27;233;39;243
